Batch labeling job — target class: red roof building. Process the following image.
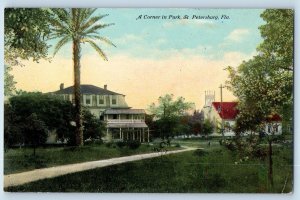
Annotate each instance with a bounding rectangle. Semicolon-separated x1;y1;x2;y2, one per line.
212;102;238;120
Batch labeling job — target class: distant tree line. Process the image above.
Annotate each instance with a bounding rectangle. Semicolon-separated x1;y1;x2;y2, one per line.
147;94;214;139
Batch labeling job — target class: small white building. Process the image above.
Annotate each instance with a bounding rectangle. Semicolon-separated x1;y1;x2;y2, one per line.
201;91;282;136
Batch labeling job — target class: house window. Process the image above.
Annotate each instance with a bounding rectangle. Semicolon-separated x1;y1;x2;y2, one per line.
268;125;271;133
113;114;118;119
274;124;278;133
85;95;92;106
112;96;117;105
98;95;105;105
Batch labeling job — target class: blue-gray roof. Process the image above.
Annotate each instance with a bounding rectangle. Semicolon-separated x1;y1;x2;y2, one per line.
52;85;123;95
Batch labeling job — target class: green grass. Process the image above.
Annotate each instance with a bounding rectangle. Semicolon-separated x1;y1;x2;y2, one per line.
4;143;180;175
5;145;293;193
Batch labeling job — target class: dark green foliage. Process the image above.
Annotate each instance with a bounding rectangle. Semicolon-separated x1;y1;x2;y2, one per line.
193;149;208;157
5;92;105;147
126;140;141;149
202;119;214;136
24;113;48;155
115;141;127;148
5;92;75;147
5;8;51;61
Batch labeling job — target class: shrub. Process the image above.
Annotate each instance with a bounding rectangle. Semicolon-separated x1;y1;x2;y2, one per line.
105;142;114;148
193;149;208;157
116;141;127;148
127;140;141;149
175;143;181;148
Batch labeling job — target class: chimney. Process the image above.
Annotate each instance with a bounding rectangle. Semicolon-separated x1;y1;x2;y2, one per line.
60;83;64;91
104;84;107;90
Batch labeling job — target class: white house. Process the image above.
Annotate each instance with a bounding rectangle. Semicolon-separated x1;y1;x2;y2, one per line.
51;83;149;142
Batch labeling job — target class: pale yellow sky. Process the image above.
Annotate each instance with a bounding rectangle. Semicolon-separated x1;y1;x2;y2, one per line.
12;51;252;110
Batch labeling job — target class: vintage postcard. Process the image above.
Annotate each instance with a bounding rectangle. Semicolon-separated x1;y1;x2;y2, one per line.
4;8;294;193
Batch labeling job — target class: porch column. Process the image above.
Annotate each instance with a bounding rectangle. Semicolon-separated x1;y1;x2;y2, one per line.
147;128;150;142
139;129;142;142
142;128;145;142
133;128;135;140
106;128;109;137
119;128;122;139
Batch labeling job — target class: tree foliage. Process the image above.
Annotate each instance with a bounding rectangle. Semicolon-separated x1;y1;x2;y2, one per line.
5;8;51;62
4;8;52;95
149;94;194;138
202;119;214;136
24;113;48;155
226;9;293;131
5;92;74;148
225;9;294;188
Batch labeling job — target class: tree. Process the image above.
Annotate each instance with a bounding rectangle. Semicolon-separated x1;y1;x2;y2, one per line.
49;8;116;146
82;109;105;142
149;94;194;138
225;9;294;188
202;119;214;137
6;92;75;148
5;8;51;62
4;65;16;96
24;113;48;156
4;8;52;95
187;110;203;135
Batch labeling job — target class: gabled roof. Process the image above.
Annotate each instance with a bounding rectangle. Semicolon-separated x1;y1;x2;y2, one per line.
212;102;282;122
52;85;123;95
266;114;282;122
212;102;238;120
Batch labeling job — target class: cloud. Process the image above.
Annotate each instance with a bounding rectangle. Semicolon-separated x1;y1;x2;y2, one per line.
114;34;144;45
225;29;250;42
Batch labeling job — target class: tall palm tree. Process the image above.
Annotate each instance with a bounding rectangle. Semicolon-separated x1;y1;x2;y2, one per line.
50;8;115;146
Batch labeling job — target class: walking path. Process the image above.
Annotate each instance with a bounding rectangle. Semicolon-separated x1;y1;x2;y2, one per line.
4;147;197;188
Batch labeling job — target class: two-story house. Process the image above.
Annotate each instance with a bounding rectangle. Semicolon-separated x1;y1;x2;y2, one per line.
51;83;149;142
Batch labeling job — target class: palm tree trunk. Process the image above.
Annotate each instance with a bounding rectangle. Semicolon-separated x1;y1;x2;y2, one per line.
73;38;83;146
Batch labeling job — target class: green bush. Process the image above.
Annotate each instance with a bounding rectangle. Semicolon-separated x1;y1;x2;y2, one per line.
116;141;127;148
127;140;141;149
105;142;114;148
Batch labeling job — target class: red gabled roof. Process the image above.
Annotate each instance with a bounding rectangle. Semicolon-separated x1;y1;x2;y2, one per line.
212;102;238;120
211;102;282;122
266;114;282;122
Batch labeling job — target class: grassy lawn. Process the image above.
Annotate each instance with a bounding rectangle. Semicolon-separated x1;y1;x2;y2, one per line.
4;143;180;175
5;145;293;193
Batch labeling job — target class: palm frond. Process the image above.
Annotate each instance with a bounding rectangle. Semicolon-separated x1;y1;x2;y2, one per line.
80;15;109;32
53;36;71;56
81;39;108;61
89;35;116;47
78;8;98;26
83;23;114;35
51;9;71;26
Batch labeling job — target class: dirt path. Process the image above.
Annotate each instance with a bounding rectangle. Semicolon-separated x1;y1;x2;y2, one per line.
4;147;197;188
